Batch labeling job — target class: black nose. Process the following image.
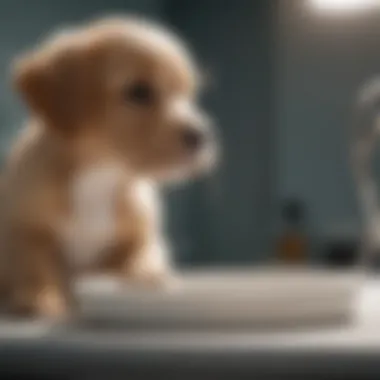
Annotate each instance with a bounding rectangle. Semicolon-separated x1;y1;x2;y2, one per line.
181;128;204;151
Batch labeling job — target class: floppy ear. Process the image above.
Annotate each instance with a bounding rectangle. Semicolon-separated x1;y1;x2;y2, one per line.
13;41;96;132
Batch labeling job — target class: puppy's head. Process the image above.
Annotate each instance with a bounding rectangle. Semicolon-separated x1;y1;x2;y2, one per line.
13;17;218;182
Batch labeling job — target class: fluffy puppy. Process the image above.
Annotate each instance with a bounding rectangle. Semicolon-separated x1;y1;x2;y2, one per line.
0;16;217;319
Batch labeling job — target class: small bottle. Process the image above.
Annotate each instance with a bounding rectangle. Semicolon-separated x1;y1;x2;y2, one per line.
276;199;308;264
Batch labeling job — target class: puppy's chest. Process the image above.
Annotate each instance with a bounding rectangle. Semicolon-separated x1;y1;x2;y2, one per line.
61;164;125;267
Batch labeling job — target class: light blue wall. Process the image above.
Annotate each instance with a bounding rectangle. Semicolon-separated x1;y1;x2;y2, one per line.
166;0;380;261
166;0;275;264
276;1;380;246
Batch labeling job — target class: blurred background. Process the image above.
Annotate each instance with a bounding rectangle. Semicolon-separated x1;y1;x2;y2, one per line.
1;0;379;268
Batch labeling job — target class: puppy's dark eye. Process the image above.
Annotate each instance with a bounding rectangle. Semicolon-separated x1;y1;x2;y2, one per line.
125;81;154;105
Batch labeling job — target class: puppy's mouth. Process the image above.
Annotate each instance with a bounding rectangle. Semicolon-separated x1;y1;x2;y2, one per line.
155;139;219;183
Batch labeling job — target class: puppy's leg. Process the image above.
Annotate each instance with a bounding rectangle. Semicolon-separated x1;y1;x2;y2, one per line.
97;181;176;288
6;228;75;319
99;231;174;289
124;235;174;287
99;216;175;289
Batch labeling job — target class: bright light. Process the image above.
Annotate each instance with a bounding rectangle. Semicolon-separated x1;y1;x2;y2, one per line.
311;0;378;12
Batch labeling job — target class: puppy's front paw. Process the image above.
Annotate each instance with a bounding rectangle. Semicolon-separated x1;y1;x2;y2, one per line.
124;256;178;291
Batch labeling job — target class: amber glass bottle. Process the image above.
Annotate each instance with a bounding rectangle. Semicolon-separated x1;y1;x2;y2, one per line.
277;199;308;264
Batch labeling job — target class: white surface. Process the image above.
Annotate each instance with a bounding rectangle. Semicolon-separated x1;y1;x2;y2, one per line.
2;269;380;352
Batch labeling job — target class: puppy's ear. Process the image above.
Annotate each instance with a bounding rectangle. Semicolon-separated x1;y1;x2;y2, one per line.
13;40;97;132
